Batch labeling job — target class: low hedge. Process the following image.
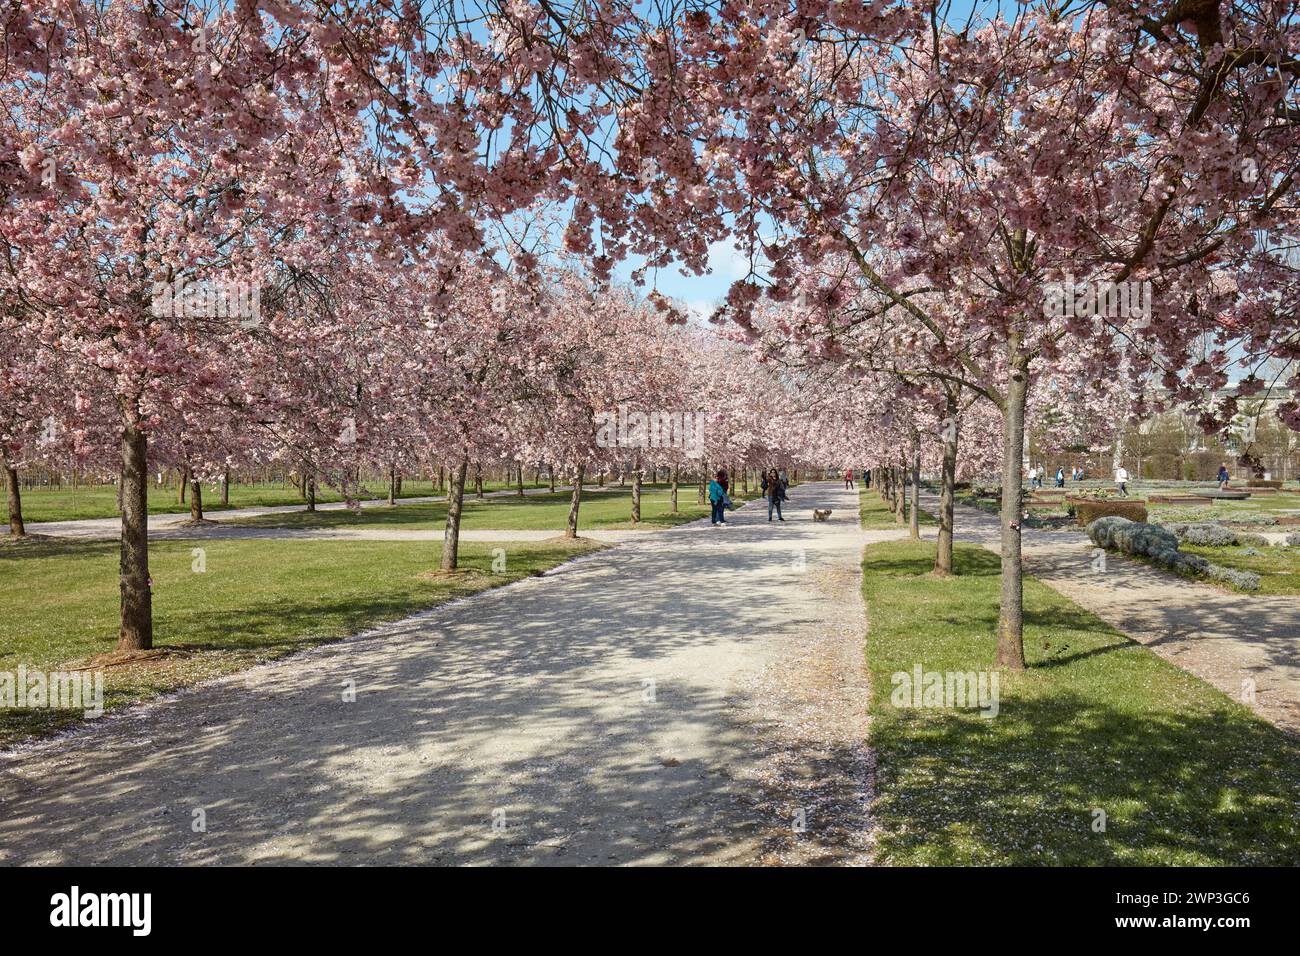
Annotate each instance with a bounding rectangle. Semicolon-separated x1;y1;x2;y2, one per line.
1071;497;1148;526
1160;522;1268;547
1088;516;1261;591
1247;479;1283;488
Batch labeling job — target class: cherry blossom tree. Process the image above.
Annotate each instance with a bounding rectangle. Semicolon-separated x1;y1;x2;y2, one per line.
602;1;1300;669
0;2;401;649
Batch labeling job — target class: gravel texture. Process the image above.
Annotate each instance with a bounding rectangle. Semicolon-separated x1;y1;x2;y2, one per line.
0;482;879;865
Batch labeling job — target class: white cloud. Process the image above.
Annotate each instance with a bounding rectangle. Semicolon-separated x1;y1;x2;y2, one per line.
707;239;758;280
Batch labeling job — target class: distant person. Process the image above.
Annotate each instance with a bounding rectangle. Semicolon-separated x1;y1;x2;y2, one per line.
1115;464;1130;497
1055;466;1065;488
864;469;872;489
1217;464;1230;489
843;468;854;490
708;470;728;526
763;468;787;522
1028;465;1041;490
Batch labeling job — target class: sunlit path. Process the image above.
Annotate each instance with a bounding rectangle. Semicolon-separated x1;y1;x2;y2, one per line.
0;482;873;865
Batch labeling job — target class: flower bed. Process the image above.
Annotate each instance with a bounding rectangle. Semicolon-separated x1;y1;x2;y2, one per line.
1150;507;1279;527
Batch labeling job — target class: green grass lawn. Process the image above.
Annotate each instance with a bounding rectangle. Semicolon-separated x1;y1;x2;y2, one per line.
862;539;1300;865
228;483;755;532
1179;543;1300;596
0;535;599;747
859;487;936;530
12;478;537;523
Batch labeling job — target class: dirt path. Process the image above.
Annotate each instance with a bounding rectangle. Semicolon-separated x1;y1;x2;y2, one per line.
0;482;878;865
919;492;1300;733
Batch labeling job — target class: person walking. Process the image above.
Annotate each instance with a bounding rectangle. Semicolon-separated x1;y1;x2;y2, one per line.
843;467;854;490
1115;464;1130;497
708;470;728;525
1055;466;1065;488
762;468;786;521
1217;463;1230;489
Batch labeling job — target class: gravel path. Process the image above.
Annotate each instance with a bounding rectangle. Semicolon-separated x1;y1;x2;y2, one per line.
920;492;1300;733
0;481;880;865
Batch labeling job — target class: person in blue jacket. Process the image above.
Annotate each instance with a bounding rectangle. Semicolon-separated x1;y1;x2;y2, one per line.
708;471;728;525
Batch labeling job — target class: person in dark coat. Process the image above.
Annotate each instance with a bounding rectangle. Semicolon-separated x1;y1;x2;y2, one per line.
762;468;787;521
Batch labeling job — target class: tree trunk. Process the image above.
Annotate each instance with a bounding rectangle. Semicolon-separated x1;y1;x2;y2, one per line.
117;421;153;651
5;463;25;537
221;468;230;506
565;464;585;538
549;463;556;493
893;463;905;524
698;467;707;505
631;452;642;524
189;472;204;521
516;461;525;497
178;467;187;504
440;455;469;571
438;465;446;494
474;461;484;499
935;392;959;577
670;464;679;513
996;351;1030;671
388;465;396;505
909;438;921;540
307;475;316;511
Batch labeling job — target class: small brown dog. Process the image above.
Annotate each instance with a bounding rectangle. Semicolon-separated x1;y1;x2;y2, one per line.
813;509;832;522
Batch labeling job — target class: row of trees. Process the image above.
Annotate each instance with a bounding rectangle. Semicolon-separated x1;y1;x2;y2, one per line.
4;1;1298;673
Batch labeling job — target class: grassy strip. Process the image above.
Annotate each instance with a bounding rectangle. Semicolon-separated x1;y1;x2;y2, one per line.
858;487;935;530
1179;543;1300;596
863;539;1300;865
0;535;600;747
230;484;757;532
14;479;529;523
